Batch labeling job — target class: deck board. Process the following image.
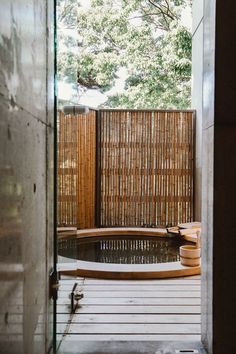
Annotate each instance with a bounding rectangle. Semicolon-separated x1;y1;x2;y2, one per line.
58;290;200;298
58;334;201;341
57;305;201;314
59;285;200;291
58;323;200;334
57;275;201;342
57;313;201;323
58;297;201;305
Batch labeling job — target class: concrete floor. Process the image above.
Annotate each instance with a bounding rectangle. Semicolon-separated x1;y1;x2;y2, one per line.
57;340;207;354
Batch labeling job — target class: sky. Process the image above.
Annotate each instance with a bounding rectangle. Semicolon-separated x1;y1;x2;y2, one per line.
58;1;192;108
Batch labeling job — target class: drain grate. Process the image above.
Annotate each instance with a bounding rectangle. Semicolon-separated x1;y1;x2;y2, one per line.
175;350;199;354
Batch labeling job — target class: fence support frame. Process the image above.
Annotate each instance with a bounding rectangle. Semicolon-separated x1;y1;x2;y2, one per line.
95;109;101;227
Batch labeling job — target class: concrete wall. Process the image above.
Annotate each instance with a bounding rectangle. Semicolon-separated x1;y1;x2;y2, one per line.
201;0;215;350
192;0;204;221
202;0;236;353
0;1;54;353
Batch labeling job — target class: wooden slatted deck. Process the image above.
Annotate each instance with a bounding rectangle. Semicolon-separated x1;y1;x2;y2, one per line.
57;275;201;349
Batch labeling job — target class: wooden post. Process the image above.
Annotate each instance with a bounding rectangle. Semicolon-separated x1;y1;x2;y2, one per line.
95;110;101;227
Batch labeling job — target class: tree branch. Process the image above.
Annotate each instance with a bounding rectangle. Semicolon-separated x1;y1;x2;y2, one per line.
147;0;177;21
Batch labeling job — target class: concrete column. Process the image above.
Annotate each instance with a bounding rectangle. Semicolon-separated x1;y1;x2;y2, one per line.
192;0;204;221
202;0;236;352
0;1;54;353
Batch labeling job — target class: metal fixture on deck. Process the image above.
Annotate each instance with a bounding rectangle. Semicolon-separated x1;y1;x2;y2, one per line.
49;270;60;300
69;282;84;313
175;350;199;353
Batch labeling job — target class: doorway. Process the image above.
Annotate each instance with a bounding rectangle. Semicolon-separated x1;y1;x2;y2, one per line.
55;1;204;353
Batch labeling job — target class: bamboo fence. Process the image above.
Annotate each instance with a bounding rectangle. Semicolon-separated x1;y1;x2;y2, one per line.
100;110;194;227
57;110;96;228
57;109;194;228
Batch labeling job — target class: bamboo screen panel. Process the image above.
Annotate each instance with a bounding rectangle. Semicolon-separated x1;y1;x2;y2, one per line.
57;111;96;228
100;110;194;227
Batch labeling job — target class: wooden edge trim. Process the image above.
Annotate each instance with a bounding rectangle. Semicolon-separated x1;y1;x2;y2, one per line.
59;265;201;280
58;227;172;240
77;227;167;236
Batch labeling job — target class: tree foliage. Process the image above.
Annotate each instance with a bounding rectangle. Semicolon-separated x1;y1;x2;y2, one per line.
58;0;192;108
57;0;78;85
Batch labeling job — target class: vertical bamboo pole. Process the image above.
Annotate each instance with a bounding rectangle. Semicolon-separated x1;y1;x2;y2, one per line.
95;110;101;227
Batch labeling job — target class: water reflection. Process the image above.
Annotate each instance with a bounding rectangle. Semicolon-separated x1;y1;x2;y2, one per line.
58;236;186;264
